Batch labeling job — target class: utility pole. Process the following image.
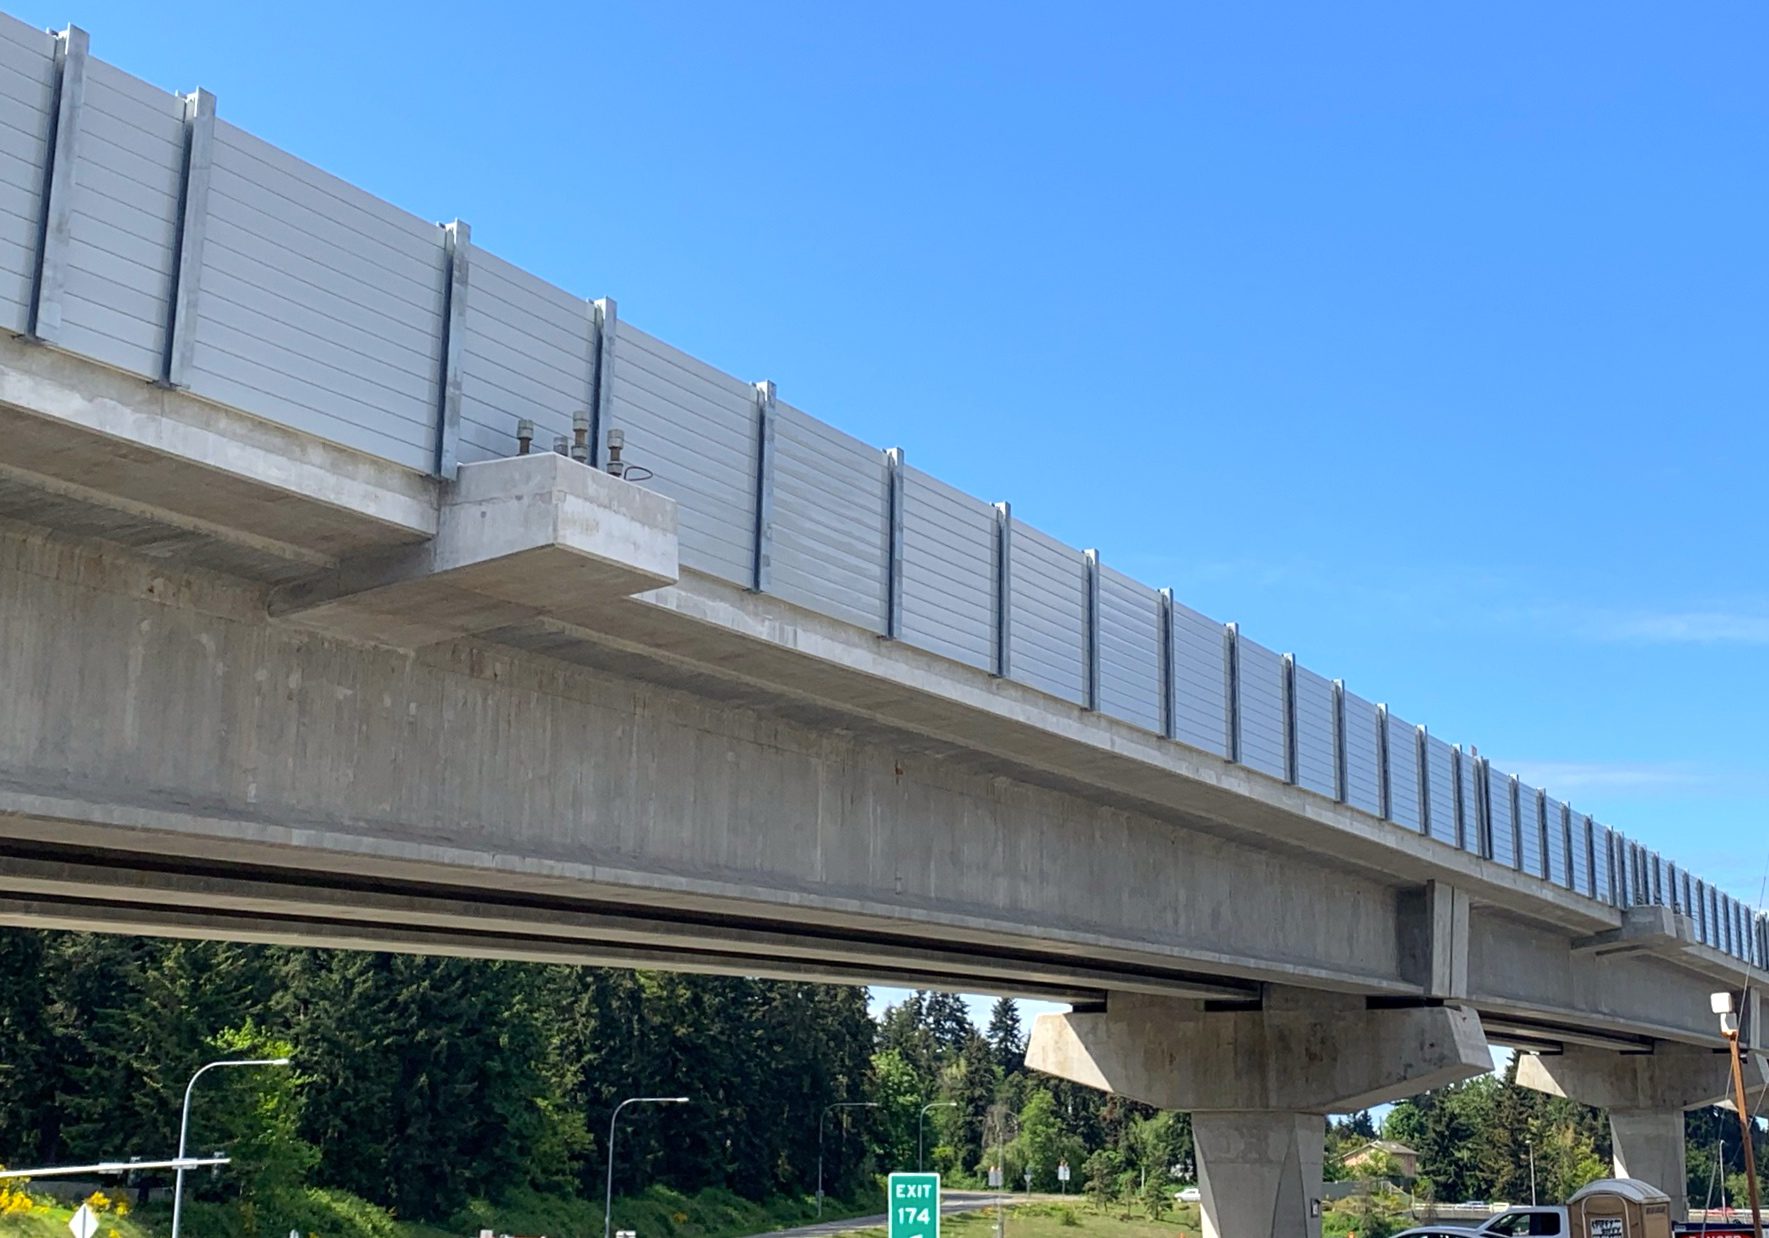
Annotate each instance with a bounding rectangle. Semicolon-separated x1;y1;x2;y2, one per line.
1713;992;1764;1238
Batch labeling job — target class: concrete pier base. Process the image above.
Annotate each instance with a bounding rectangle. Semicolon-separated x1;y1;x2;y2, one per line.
1610;1109;1689;1216
1192;1111;1324;1238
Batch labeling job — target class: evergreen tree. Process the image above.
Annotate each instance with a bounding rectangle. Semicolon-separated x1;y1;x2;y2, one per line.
921;993;975;1059
985;999;1026;1076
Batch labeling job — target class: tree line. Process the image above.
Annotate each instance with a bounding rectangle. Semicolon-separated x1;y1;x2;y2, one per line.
0;928;1762;1236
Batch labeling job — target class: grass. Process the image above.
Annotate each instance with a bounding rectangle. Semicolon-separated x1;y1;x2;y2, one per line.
0;1197;156;1238
840;1202;1206;1238
0;1183;883;1238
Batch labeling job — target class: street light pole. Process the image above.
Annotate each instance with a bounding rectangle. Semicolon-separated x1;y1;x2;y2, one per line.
919;1103;957;1174
604;1096;688;1238
170;1057;291;1238
818;1103;878;1218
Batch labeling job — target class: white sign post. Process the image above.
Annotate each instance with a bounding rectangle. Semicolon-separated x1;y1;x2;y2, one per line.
68;1204;98;1238
1057;1161;1070;1195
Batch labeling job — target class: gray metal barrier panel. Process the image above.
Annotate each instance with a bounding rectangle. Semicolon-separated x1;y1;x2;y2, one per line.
1488;767;1517;868
1549;797;1574;888
1424;733;1458;847
899;467;996;674
1342;691;1382;816
1457;751;1483;855
1573;810;1594;896
1385;710;1423;831
1518;782;1544;877
54;58;184;377
1096;565;1161;732
1682;870;1694;918
1235;635;1288;780
1594;826;1614;903
189;120;447;472
1547;792;1570;885
1170;600;1230;759
0;14;53;334
770;402;890;633
1007;518;1086;706
610;321;758;586
457;248;593;466
1292;665;1337;798
1695;881;1709;943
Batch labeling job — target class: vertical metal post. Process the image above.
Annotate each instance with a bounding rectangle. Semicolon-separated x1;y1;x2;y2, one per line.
433;219;471;479
992;502;1012;679
1536;791;1551;879
1449;745;1465;850
1082;549;1100;711
1280;654;1298;785
589;297;618;469
1417;725;1433;836
1157;588;1176;740
1471;753;1485;859
750;380;777;593
1375;704;1392;819
1224;623;1241;764
1332;679;1348;804
1508;775;1523;870
884;448;905;640
27;25;88;343
1414;725;1429;833
161;87;215;387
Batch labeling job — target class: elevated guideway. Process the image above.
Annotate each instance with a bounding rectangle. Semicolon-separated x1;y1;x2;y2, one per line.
0;14;1761;1234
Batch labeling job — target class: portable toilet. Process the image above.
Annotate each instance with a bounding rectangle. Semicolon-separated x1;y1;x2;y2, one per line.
1566;1178;1672;1238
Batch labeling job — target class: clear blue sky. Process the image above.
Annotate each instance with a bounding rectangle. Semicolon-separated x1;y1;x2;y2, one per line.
30;5;1766;946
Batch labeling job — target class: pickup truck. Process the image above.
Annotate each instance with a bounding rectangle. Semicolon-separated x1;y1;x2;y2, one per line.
1402;1205;1758;1236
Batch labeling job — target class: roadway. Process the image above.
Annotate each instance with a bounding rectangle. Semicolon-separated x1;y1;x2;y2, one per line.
753;1193;1070;1238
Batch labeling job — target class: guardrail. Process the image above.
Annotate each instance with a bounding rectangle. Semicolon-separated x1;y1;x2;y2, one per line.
0;11;1761;963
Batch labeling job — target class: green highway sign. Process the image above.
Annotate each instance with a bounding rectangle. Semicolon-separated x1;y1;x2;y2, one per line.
888;1172;941;1238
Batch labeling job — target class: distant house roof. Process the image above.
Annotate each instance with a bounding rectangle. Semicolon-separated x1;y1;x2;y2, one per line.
1347;1140;1419;1160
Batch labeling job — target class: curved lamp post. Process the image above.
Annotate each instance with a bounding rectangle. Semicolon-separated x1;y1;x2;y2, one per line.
919;1102;957;1173
170;1057;291;1238
604;1096;689;1238
818;1102;878;1217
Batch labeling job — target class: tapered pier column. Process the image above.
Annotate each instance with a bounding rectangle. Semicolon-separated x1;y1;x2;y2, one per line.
1027;991;1491;1238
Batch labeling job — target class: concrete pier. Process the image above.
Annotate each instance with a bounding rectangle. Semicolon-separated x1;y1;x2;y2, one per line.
1518;1043;1759;1218
1027;991;1492;1237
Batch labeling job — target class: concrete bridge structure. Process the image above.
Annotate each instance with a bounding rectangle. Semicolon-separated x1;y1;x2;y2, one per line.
0;15;1763;1236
